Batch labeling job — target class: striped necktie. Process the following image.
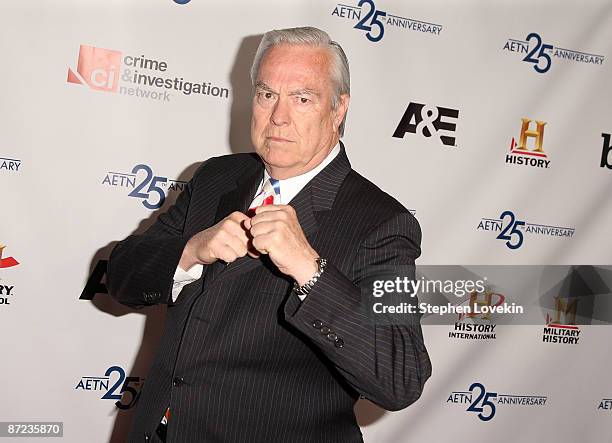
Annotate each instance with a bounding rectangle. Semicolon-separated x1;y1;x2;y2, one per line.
248;177;281;215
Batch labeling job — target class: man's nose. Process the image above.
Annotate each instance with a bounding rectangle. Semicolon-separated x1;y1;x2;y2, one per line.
270;97;290;126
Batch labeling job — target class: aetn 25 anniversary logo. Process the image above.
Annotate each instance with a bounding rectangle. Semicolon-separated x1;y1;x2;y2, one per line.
447;382;547;421
477;210;575;250
503;32;604;73
102;164;186;210
75;365;144;410
331;1;442;42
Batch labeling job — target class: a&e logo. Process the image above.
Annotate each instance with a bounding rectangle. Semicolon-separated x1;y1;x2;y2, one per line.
102;164;186;210
503;32;605;74
477;210;575;250
393;102;459;147
331;1;442;43
447;382;547;421
75;366;144;410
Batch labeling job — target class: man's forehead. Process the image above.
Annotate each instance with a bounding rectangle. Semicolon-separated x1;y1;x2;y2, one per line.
256;44;331;91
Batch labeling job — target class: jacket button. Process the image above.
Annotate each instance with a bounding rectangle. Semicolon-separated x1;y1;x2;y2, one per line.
142;291;152;302
326;332;338;341
144;432;151;441
172;376;184;387
312;319;323;329
334;338;344;348
320;326;331;335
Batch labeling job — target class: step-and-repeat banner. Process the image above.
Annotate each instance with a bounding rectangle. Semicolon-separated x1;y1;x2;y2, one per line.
1;1;611;442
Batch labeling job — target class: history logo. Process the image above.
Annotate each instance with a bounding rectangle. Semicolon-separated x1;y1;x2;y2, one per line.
506;118;550;169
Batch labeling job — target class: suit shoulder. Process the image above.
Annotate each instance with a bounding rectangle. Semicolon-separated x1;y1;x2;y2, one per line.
338;169;415;223
193;152;261;182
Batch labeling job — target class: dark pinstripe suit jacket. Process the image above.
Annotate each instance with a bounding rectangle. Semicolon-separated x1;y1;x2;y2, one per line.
107;143;431;442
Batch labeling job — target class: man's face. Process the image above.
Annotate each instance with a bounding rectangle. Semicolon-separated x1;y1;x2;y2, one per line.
251;44;349;179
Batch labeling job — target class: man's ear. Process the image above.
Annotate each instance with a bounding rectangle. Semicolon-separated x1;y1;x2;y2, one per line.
333;94;350;130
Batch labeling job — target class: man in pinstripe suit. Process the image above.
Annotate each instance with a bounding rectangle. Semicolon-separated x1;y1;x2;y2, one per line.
108;27;431;442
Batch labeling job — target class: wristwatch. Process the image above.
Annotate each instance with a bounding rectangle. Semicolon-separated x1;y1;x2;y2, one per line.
293;258;327;296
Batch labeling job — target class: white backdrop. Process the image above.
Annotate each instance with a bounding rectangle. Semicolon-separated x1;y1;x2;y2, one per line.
1;0;611;442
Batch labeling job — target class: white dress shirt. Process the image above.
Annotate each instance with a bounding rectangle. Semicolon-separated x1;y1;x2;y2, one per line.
171;142;340;302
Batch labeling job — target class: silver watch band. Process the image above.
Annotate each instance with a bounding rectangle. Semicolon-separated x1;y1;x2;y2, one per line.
293;258;327;296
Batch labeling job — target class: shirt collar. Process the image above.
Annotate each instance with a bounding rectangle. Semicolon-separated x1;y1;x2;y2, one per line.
262;142;341;205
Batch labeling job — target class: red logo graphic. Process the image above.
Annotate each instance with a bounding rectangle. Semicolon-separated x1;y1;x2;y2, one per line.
67;45;122;93
0;244;19;269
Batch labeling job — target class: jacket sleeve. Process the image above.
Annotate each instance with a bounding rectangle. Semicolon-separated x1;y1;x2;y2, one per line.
106;164;205;309
283;211;432;411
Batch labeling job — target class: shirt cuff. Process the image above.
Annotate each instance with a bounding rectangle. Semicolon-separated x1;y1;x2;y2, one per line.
171;264;204;301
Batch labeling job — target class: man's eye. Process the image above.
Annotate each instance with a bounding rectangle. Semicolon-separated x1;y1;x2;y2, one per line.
298;97;309;104
258;91;274;101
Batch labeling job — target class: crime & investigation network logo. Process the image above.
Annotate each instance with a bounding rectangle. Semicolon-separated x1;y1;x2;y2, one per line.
0;244;19;307
331;1;442;42
392;102;459;147
102;164;186;210
0;156;21;173
503;32;605;74
448;290;508;341
477;210;575;250
506;118;550;169
75;366;144;410
447;382;547;421
67;44;229;103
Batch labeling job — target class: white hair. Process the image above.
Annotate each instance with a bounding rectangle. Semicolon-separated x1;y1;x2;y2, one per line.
250;26;350;137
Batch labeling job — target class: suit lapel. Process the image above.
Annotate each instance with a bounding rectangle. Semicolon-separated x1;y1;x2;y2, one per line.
205;142;352;285
202;160;264;287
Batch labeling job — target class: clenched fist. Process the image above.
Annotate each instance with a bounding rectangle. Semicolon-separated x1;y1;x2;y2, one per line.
244;204;319;285
179;211;254;270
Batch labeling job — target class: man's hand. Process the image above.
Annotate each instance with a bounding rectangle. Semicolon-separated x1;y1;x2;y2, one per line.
245;205;319;285
179;211;253;271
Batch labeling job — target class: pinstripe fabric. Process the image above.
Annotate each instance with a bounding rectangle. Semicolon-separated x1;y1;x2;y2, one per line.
107;143;431;442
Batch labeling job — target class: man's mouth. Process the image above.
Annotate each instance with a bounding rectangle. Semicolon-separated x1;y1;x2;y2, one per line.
266;136;293;143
